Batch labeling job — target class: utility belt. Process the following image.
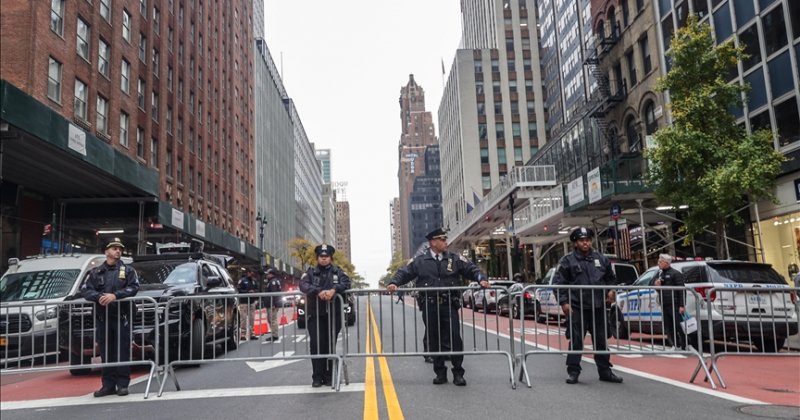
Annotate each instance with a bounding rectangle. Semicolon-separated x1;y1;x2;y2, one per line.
424;295;461;305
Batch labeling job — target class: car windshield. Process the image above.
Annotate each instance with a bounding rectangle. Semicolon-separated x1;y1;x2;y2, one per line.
0;269;80;301
707;263;785;285
130;261;198;286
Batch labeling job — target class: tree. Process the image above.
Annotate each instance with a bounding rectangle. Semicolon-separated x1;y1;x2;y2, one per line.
647;16;784;258
379;251;407;288
287;238;367;288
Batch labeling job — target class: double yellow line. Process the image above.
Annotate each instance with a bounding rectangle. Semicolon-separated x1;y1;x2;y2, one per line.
363;304;404;420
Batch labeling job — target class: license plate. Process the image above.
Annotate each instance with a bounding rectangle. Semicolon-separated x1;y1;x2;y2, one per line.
0;337;6;346
748;295;766;305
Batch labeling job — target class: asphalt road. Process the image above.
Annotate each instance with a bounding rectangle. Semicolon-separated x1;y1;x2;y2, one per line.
2;294;798;420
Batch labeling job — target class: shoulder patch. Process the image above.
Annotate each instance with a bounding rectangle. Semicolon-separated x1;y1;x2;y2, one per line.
301;273;308;280
459;255;469;263
406;258;414;266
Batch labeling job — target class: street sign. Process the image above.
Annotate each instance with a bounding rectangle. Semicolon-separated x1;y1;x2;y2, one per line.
610;203;621;221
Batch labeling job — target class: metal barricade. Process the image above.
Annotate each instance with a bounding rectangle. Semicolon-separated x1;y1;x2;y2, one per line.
1;297;160;398
157;291;347;395
691;286;800;388
344;287;517;388
516;284;716;388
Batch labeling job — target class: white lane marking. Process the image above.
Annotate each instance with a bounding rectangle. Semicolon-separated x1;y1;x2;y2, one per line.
245;352;302;372
1;383;367;411
464;321;768;405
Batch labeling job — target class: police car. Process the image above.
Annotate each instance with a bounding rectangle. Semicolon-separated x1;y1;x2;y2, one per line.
611;260;798;351
535;262;638;323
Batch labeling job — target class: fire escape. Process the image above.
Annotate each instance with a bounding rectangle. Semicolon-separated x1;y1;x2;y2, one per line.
584;25;626;163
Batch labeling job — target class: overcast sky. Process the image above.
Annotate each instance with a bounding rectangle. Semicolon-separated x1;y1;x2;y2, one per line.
264;1;463;287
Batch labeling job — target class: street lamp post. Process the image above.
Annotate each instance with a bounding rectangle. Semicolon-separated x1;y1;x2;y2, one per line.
256;211;267;270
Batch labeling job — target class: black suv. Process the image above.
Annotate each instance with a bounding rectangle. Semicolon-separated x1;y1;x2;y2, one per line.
296;294;356;329
59;253;239;371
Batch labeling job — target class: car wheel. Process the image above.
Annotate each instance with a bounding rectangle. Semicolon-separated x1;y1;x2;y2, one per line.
610;309;629;340
69;352;91;376
226;313;240;351
187;318;206;360
754;337;786;353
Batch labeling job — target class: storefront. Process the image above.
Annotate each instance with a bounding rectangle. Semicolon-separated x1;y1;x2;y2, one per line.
753;174;800;282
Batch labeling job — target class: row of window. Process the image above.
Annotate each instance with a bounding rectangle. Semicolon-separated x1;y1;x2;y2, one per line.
477;122;538;140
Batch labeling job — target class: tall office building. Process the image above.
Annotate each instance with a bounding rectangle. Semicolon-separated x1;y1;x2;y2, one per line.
0;0;260;267
652;0;800;278
397;74;438;258
292;109;324;245
254;38;296;266
439;0;548;231
408;145;444;253
334;200;351;261
389;197;402;257
316;148;332;184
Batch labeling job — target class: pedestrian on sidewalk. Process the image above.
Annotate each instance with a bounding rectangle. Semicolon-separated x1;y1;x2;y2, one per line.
262;268;282;342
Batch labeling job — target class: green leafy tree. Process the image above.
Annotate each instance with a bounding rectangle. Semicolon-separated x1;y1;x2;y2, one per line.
379;251;407;288
647;16;784;258
287;238;367;288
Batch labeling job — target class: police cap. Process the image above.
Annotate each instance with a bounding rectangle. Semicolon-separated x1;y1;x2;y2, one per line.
314;244;335;257
265;268;277;276
425;228;448;241
569;227;594;242
105;237;125;249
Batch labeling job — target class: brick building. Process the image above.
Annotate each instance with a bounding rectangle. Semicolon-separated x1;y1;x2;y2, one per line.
0;0;259;267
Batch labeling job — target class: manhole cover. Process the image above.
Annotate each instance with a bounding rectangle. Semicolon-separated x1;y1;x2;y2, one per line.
737;405;800;419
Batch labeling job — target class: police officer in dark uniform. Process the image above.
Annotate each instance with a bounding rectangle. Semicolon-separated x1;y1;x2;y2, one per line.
387;228;488;386
80;238;140;397
555;227;623;385
655;254;686;350
262;268;282;342
299;244;351;387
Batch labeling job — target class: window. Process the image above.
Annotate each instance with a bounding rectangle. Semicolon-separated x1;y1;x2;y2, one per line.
525;79;533;92
120;59;130;93
100;0;111;22
73;79;87;121
166;149;172;177
136;127;145;158
512;122;521;137
762;6;787;56
739;24;761;70
167;106;173;133
139;33;147;61
528;122;538;137
514;147;523;162
790;0;800;39
122;10;132;42
775;98;799;147
476;82;484;95
639;35;652;74
496;123;505;139
153;7;160;34
625;115;639;149
120;112;129;147
693;0;708;18
177;117;183;142
198;172;203;196
644;101;658;134
77;18;90;60
497;148;507;164
167;66;173;91
137;78;145;109
140;0;147;16
478;123;487;140
177;157;183;184
96;96;108;134
626;49;637;86
151;137;159;168
50;0;64;36
151;92;159;121
152;48;159;77
98;39;110;77
482;174;491;190
621;0;630;27
47;57;62;102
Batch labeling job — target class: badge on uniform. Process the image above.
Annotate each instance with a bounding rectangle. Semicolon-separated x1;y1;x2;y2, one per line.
446;258;453;272
333;274;339;284
119;269;126;280
594;259;601;268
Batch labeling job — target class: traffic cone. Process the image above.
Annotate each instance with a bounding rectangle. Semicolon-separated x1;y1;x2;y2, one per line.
291;302;298;321
279;312;288;326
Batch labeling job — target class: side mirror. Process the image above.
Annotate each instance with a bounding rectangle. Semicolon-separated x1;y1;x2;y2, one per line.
206;276;223;289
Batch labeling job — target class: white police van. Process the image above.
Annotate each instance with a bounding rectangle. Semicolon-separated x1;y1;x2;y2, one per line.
535;262;638;322
612;260;798;351
0;254;124;364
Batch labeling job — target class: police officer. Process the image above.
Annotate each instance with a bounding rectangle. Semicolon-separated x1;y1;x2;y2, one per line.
80;238;140;397
387;228;488;386
262;268;282;342
299;244;351;387
555;227;623;385
237;268;259;340
655;254;686;350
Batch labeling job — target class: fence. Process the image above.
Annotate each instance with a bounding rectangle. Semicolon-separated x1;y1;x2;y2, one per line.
2;285;797;398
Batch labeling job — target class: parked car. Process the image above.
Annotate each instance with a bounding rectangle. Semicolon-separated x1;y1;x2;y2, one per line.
295;293;356;329
473;280;516;313
536;262;639;323
462;282;479;308
611;260;798;352
1;254;119;369
59;252;240;369
497;283;539;319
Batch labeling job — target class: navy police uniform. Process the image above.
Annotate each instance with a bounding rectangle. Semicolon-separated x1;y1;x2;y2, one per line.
389;229;486;382
657;265;687;349
80;240;139;394
554;227;621;384
299;244;351;386
237;270;259;339
261;269;282;341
